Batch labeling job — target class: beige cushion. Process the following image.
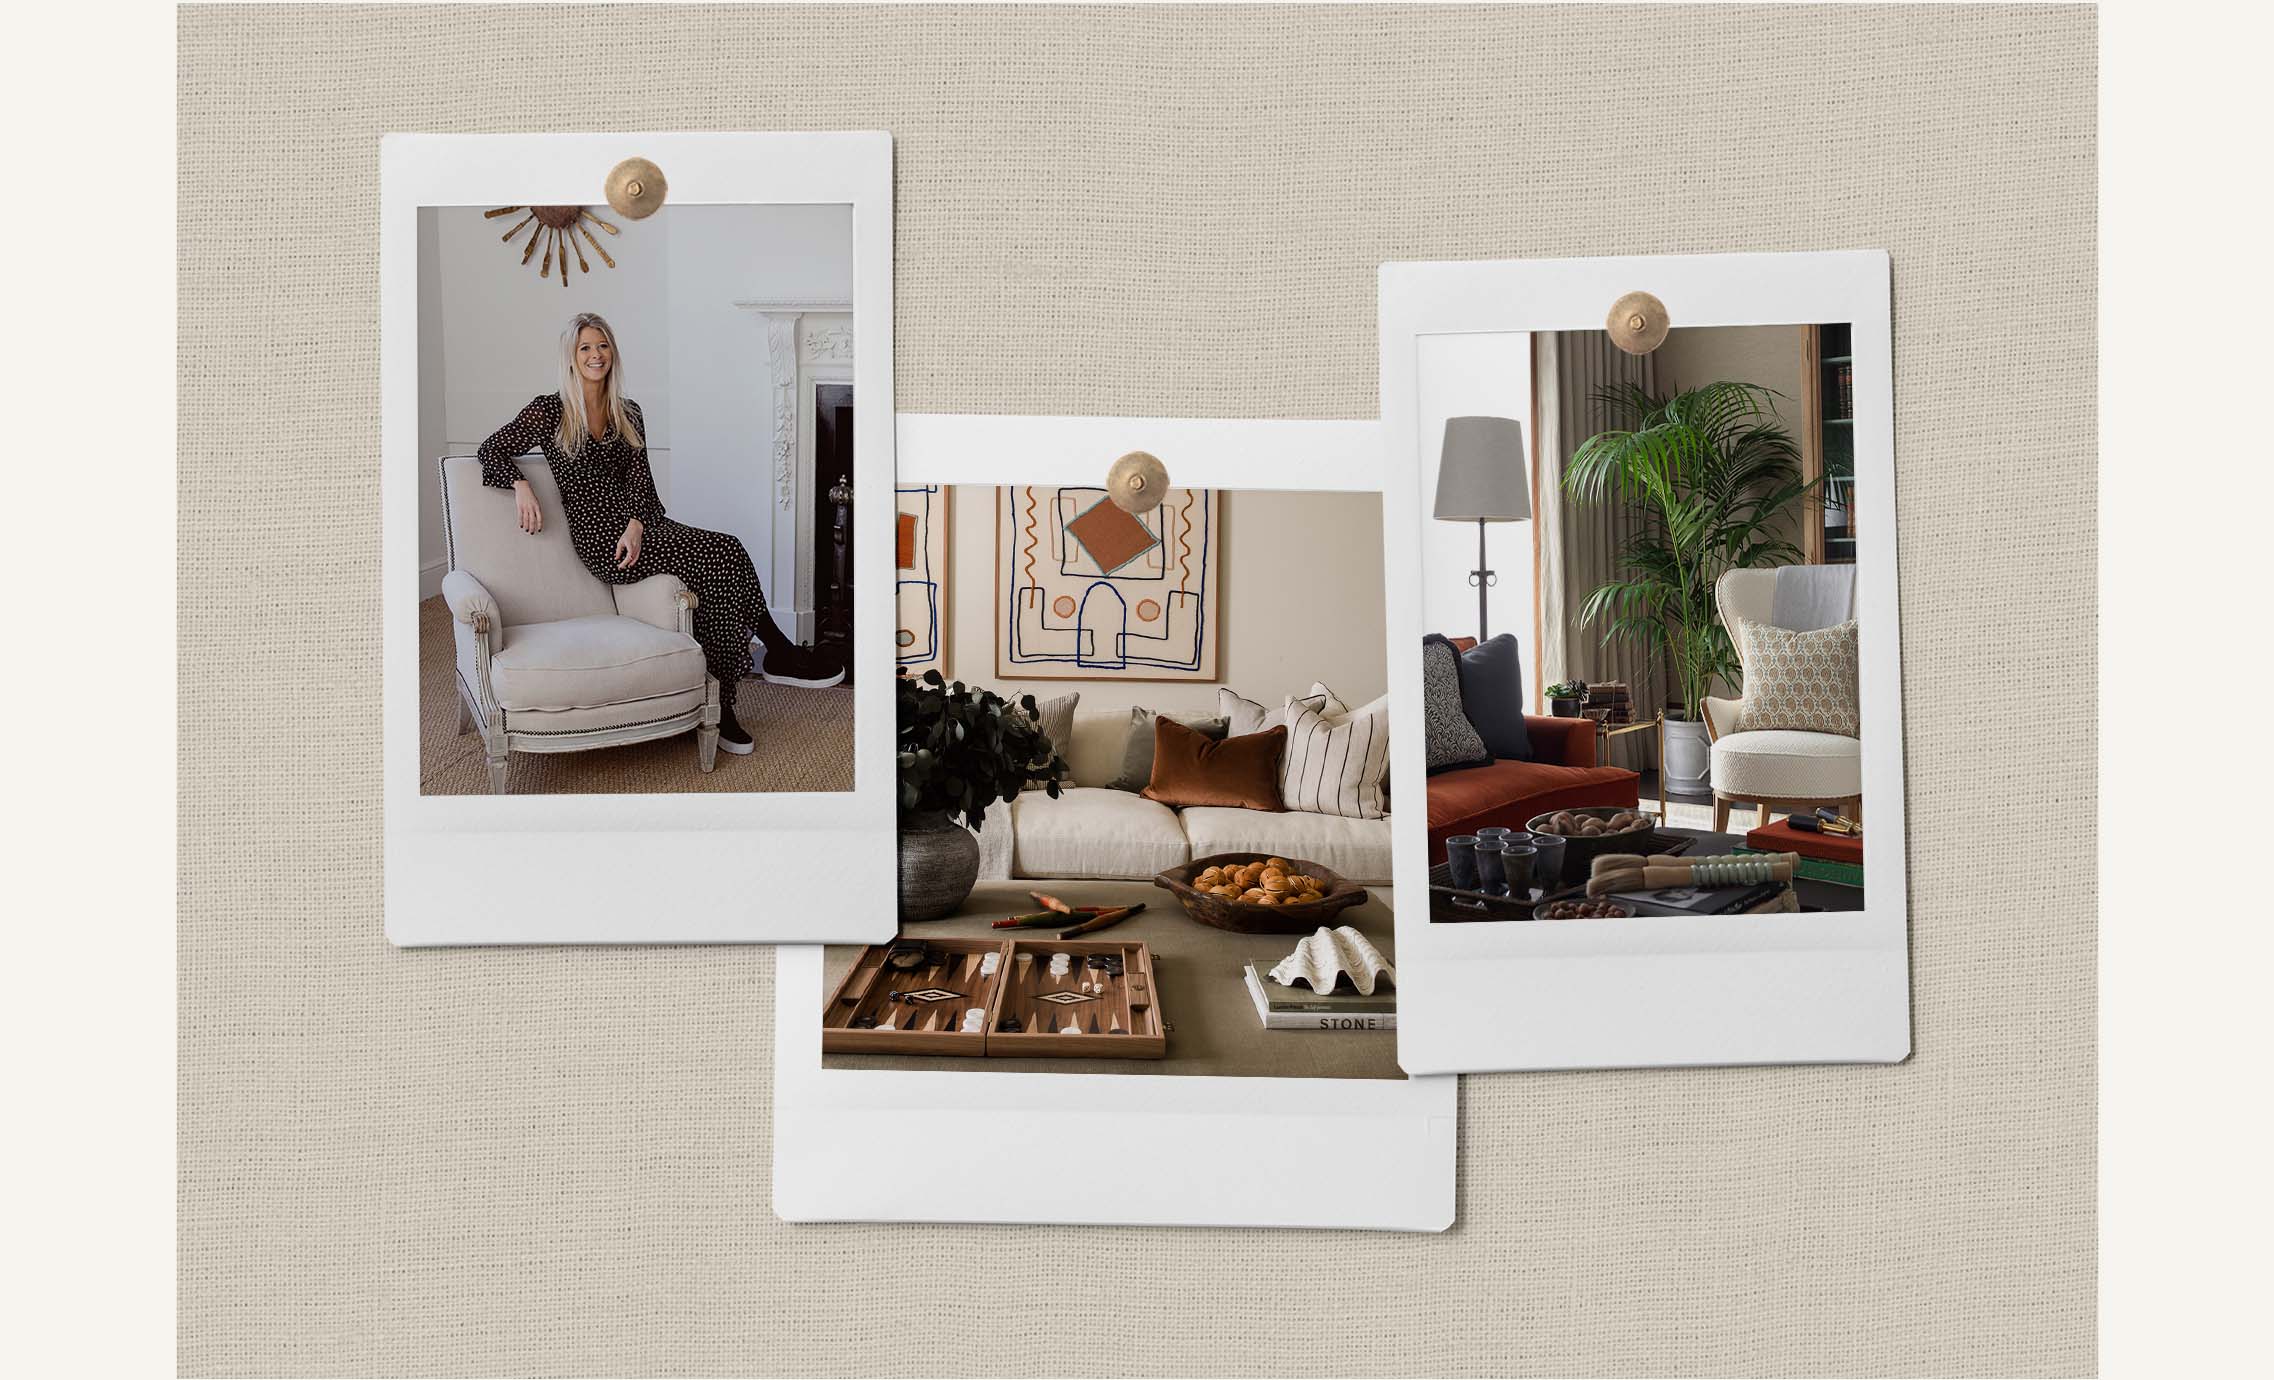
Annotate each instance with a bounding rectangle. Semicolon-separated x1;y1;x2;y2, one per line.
488;615;707;711
1710;729;1861;801
1008;787;1189;879
1059;710;1130;788
1733;618;1859;736
1219;684;1340;737
1178;806;1393;885
440;456;617;629
503;687;708;736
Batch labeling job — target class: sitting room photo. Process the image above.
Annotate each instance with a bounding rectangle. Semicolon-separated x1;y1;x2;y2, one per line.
412;202;859;795
1417;321;1874;920
823;477;1402;1079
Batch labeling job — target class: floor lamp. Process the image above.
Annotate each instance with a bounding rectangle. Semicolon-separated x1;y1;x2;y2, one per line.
1432;415;1531;641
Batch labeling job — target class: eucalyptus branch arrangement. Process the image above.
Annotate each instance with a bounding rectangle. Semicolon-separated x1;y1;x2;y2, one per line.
896;670;1067;830
1564;380;1815;720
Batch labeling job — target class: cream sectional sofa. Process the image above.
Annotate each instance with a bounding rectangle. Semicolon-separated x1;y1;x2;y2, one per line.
971;711;1393;884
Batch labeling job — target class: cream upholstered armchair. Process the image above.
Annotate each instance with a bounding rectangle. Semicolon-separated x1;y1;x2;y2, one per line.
1701;566;1861;831
439;456;720;792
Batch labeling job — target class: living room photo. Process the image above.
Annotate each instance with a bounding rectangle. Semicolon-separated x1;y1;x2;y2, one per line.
823;472;1407;1080
412;201;860;796
1417;318;1875;921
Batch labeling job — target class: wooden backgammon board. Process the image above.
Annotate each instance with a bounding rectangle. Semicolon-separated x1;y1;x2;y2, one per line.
822;936;1166;1059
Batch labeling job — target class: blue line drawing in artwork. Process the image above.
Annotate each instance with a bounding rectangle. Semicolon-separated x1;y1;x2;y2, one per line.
1073;582;1129;669
896;485;942;667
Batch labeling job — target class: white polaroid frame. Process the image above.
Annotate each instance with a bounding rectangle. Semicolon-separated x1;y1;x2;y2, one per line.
774;414;1458;1230
1380;251;1911;1073
381;133;897;946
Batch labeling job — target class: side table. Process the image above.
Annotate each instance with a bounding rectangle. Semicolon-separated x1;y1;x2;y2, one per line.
1596;710;1667;823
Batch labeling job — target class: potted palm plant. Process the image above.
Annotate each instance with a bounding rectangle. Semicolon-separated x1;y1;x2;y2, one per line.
897;670;1068;920
1564;381;1814;791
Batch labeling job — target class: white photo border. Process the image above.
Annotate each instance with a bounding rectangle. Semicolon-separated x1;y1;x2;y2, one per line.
381;133;898;945
774;414;1458;1231
1379;250;1912;1074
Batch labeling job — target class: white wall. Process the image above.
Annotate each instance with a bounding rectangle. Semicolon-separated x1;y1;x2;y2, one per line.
415;203;854;604
1416;331;1536;698
943;488;1388;720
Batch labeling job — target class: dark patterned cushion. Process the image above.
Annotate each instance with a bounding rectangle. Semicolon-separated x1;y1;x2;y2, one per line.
1421;635;1494;774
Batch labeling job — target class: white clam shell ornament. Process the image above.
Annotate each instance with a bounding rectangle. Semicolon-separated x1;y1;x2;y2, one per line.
1269;926;1396;997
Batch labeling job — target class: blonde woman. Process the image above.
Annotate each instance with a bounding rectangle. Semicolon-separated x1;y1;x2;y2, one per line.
479;312;843;755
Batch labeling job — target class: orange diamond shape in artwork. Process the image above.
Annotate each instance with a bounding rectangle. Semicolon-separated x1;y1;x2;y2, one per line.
1064;497;1159;574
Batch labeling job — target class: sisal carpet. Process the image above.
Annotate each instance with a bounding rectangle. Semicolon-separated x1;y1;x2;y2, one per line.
417;594;854;795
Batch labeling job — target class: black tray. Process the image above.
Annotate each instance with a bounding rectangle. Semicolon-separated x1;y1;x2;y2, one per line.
1428;831;1697;923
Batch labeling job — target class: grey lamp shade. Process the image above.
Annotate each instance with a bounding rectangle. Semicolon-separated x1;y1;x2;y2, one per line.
1433;415;1531;522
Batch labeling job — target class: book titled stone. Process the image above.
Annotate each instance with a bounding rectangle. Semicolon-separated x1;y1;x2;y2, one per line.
1243;965;1397;1031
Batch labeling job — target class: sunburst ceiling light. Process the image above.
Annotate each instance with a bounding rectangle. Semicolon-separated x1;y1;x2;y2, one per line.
483;205;621;286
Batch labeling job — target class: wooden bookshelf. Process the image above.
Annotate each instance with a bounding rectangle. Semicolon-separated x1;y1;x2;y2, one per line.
1801;323;1857;564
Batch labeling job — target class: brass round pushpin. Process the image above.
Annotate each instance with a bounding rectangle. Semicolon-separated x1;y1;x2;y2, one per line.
1105;451;1170;514
1605;290;1671;355
605;157;668;219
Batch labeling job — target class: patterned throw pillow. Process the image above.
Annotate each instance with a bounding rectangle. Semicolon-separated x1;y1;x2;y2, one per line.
1420;635;1494;774
1734;619;1859;736
1280;698;1390;820
1022;690;1080;788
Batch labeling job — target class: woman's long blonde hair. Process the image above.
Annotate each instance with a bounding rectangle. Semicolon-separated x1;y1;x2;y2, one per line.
554;312;644;453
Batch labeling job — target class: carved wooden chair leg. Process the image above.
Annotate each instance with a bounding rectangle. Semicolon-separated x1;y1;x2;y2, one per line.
1758;800;1773;827
1712;795;1733;832
697;676;721;773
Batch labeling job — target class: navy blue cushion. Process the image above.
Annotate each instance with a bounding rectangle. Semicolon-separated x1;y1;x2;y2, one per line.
1455;633;1534;761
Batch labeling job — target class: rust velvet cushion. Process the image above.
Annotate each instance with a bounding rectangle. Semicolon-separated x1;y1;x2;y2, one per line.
1142;719;1287;811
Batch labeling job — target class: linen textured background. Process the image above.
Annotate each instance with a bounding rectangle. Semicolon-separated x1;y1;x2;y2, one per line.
179;6;2096;1376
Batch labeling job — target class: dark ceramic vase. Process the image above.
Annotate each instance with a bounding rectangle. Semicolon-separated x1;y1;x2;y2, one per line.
899;811;980;921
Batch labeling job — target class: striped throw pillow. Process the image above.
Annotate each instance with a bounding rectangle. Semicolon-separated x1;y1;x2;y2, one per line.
1279;697;1390;820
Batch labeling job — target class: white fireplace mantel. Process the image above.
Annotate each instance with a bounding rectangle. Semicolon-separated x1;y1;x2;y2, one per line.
738;301;852;643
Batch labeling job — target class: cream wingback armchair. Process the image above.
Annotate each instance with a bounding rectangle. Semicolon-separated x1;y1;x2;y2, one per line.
440;456;720;792
1702;566;1861;831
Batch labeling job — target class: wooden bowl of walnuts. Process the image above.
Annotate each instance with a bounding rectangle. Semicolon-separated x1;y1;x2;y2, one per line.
1527;806;1657;881
1153;852;1370;934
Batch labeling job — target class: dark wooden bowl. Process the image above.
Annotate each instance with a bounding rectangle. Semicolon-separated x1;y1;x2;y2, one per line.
1153;851;1370;934
1525;806;1660;882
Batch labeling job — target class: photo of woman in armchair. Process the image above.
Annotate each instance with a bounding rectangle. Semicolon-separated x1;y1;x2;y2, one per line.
477;312;847;757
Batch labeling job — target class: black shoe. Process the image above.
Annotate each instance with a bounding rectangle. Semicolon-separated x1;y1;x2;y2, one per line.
759;642;846;689
717;709;755;755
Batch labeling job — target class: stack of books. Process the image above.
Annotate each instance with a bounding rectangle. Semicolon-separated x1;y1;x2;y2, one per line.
1738;819;1863;889
1241;963;1396;1031
1585;680;1633;725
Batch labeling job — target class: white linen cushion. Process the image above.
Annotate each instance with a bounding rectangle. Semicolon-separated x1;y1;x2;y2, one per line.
1219;685;1338;736
1178;806;1394;885
1278;700;1390;819
1008;787;1190;879
1709;729;1863;800
487;615;707;711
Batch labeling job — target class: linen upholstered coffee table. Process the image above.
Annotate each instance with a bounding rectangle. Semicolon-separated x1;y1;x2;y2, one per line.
822;879;1404;1080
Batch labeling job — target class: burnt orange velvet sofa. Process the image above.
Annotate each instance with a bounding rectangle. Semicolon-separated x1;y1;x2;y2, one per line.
1425;637;1641;862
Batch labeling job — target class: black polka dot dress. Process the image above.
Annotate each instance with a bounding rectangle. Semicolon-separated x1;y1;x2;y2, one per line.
479;393;774;697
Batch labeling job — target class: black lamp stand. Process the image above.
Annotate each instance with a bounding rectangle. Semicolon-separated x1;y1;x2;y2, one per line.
1464;518;1497;641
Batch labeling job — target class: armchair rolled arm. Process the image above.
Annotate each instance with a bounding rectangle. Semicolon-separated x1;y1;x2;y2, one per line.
440;568;500;635
614;572;698;637
1524;715;1598;768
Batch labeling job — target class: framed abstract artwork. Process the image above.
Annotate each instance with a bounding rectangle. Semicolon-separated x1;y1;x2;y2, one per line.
995;484;1220;681
895;484;948;677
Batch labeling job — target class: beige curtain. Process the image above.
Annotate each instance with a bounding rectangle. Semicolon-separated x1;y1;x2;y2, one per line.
1536;330;1665;771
